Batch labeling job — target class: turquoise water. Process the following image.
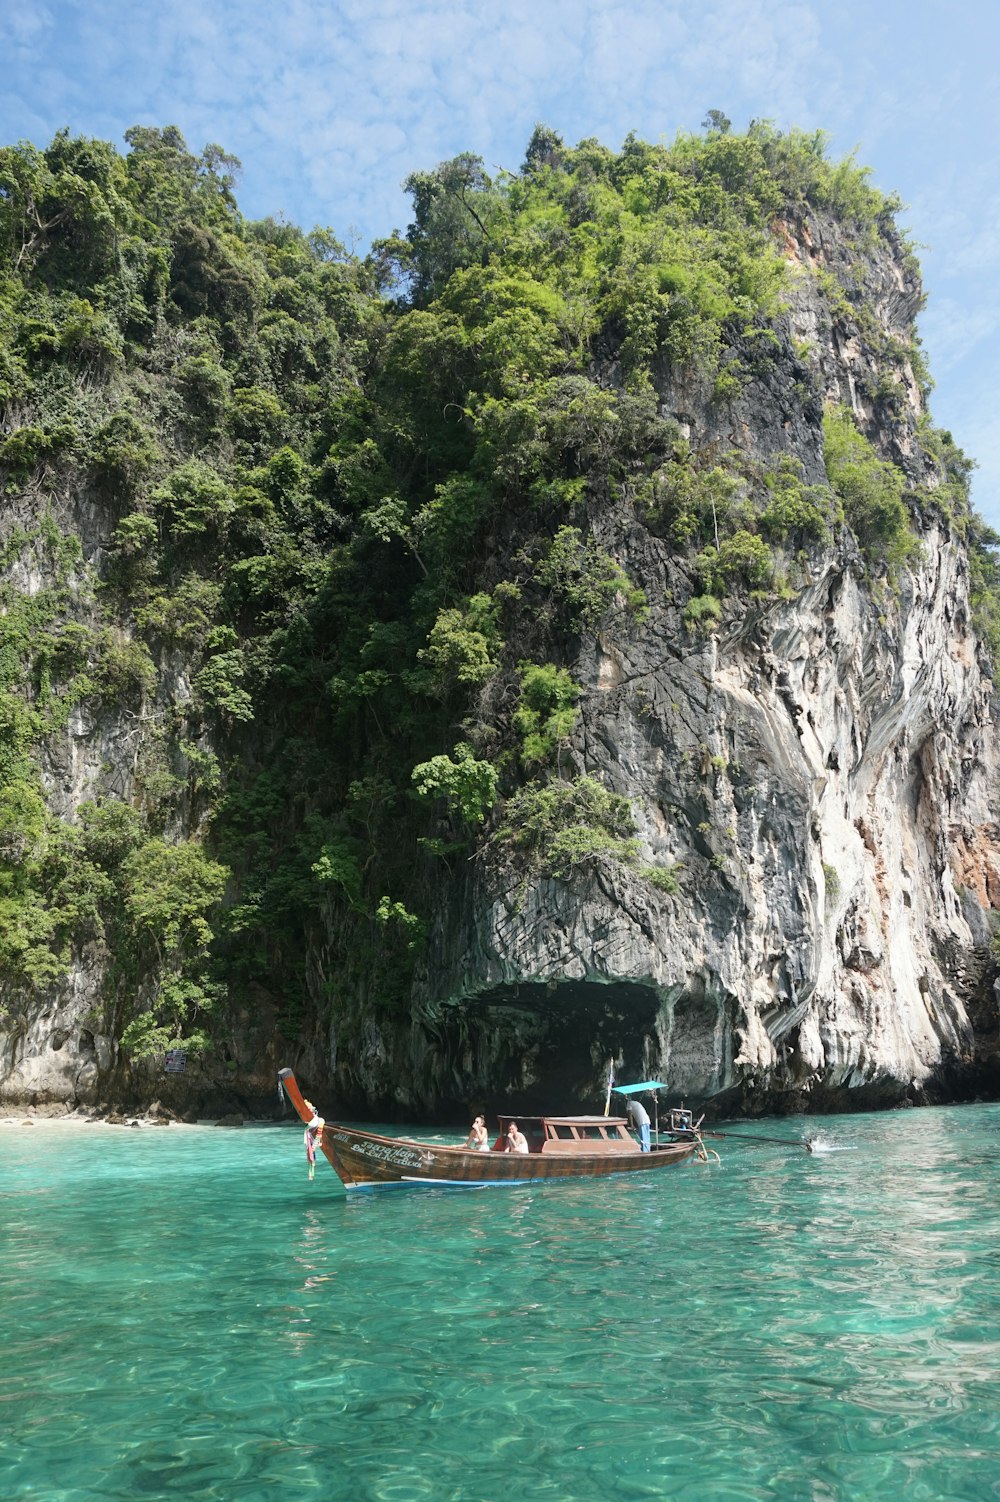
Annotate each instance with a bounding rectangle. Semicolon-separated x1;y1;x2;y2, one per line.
2;1105;1000;1502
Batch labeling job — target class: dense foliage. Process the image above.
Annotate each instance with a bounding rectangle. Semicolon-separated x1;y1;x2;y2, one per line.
0;119;990;1075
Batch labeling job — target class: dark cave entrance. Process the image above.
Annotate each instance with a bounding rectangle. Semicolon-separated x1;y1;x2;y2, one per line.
447;978;664;1116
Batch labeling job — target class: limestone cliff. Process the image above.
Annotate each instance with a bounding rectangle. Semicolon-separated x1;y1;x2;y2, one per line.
2;128;998;1119
403;209;1000;1116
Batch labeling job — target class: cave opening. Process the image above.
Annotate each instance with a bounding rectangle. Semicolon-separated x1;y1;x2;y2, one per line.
448;978;665;1116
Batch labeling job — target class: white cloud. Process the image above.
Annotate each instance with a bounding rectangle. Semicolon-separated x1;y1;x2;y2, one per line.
921;283;1000;348
8;6;54;47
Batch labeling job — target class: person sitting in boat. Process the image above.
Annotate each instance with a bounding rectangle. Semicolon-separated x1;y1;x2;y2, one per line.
505;1122;529;1154
464;1114;490;1151
626;1098;651;1153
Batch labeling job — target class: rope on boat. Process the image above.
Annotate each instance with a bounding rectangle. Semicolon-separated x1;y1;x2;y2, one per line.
703;1129;810;1150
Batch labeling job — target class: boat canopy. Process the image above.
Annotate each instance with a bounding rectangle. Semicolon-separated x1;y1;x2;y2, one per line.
613;1081;666;1095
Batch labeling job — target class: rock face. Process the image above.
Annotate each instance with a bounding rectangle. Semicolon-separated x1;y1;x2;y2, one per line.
2;198;998;1120
416;529;998;1112
2;946;112;1106
411;211;1000;1115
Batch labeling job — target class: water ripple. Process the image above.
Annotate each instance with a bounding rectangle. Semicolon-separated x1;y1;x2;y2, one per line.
2;1106;999;1500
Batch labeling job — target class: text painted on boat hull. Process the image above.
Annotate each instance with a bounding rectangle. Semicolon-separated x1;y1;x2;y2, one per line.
328;1129;425;1171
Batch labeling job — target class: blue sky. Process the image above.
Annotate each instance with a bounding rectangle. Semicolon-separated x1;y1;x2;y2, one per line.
7;0;999;525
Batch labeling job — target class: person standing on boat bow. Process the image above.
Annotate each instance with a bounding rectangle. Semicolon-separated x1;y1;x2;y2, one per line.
626;1098;651;1153
505;1122;529;1154
464;1114;490;1151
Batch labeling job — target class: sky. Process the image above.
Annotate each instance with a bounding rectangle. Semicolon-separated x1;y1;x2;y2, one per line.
6;0;999;524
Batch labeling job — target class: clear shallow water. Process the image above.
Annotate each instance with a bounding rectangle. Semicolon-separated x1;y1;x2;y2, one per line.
2;1105;1000;1502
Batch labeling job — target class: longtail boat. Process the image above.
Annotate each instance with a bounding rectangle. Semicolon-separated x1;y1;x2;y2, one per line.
278;1067;703;1191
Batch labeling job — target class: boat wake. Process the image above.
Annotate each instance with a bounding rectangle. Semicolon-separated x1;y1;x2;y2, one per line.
805;1134;857;1154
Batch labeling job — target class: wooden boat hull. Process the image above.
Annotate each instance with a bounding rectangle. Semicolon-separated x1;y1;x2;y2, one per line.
321;1123;696;1188
279;1069;697;1190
